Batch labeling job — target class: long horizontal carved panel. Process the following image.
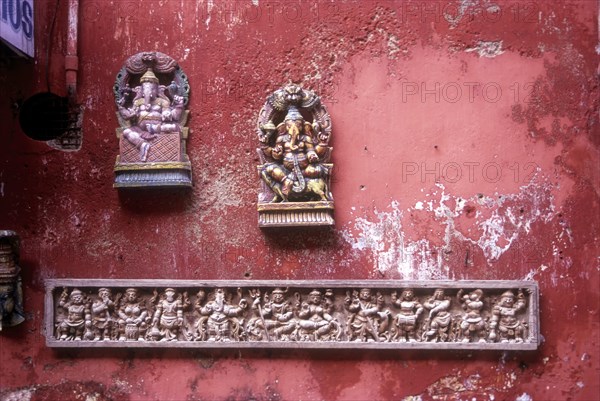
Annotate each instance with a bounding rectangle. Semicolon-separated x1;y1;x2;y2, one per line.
44;279;539;350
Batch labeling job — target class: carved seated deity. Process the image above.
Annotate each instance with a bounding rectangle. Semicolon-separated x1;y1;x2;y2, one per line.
296;289;341;341
113;51;192;188
117;70;184;163
256;84;334;227
117;288;150;341
344;288;390;342
259;108;331;203
458;289;487;343
391;289;423;342
246;288;296;341
57;288;91;341
423;289;452;342
489;290;527;343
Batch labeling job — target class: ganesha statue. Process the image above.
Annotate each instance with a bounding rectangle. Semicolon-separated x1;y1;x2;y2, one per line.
256;84;334;227
113;51;192;188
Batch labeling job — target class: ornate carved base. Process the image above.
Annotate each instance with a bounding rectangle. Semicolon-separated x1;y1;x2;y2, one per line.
258;201;334;227
45;279;539;350
114;160;192;188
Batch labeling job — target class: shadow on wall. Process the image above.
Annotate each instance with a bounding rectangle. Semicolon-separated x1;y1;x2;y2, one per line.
117;188;192;215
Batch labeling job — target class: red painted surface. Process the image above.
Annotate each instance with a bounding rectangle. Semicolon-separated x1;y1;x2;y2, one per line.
0;1;598;400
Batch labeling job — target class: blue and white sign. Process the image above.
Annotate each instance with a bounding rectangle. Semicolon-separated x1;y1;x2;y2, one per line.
0;0;34;57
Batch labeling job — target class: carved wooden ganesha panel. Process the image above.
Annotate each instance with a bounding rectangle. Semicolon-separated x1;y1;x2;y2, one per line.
256;84;334;227
45;279;539;350
113;51;192;188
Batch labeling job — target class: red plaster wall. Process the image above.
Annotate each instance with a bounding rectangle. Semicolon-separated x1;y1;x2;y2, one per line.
0;0;598;400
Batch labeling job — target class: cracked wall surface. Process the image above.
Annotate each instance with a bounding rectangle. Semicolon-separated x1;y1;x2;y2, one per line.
0;0;598;400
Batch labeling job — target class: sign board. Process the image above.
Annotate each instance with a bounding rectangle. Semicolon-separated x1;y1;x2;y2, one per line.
0;0;34;57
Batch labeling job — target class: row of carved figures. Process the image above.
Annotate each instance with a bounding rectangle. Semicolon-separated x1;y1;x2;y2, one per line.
54;287;531;344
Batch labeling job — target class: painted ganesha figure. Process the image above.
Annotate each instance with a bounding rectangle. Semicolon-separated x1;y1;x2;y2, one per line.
117;70;184;162
114;52;190;164
257;84;333;204
113;51;192;188
259;107;331;202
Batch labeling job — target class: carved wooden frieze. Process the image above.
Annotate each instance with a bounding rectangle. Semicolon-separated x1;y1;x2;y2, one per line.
44;280;539;350
256;84;334;227
113;51;192;188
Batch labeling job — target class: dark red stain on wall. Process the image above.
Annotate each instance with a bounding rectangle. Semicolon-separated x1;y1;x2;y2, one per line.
0;1;598;400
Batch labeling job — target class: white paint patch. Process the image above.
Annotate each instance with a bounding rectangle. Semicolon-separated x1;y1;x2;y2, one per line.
466;40;505;58
342;201;446;279
0;389;34;401
344;173;558;277
252;0;259;5
515;393;533;401
444;0;477;28
85;393;101;401
205;0;214;29
423;178;555;263
522;264;550;281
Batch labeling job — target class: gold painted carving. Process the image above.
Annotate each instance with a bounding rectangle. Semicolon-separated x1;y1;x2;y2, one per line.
256;84;334;227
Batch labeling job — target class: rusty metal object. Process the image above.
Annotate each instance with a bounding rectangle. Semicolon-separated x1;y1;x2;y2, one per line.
45;279;539;349
257;84;334;227
113;51;192;188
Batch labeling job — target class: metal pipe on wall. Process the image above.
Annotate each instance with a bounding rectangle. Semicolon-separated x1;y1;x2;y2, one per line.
65;0;78;102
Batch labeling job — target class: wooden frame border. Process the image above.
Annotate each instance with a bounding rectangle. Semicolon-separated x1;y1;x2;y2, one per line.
45;279;539;350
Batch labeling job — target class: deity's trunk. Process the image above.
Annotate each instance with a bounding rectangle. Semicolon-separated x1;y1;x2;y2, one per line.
289;124;299;151
144;91;153;107
215;296;224;312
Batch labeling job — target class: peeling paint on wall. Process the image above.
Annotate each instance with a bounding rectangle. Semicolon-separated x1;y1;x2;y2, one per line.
342;201;447;279
342;173;559;280
466;40;505;58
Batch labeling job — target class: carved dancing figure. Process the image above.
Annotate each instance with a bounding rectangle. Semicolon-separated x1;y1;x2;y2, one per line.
198;288;247;341
488;290;527;343
117;288;149;341
457;289;486;342
296;289;341;341
391;289;423;342
91;287;115;341
57;288;91;341
423;289;452;342
117;69;184;162
247;288;296;341
150;288;189;341
344;288;390;342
